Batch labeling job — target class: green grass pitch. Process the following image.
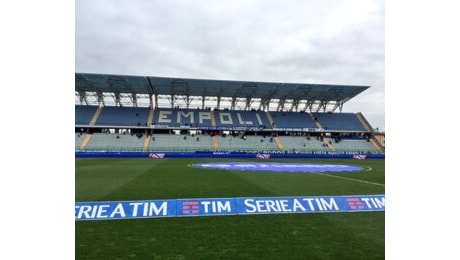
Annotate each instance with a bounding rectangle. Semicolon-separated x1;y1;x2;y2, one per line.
76;158;385;259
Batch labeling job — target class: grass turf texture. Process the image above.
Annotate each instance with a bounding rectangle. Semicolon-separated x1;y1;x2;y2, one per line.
76;158;385;259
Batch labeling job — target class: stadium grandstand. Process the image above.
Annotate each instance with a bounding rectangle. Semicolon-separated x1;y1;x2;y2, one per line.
75;73;385;155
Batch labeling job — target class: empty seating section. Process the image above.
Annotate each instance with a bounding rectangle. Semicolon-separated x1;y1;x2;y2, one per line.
75;105;98;125
77;133;380;153
85;133;145;151
270;112;317;129
149;134;213;151
218;135;278;151
95;106;150;126
278;136;327;152
332;139;379;153
314;113;365;131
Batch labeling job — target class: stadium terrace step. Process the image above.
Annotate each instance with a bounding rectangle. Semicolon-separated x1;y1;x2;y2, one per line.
89;106;103;126
370;137;384;153
309;113;323;129
143;135;151;152
356;112;373;131
210;110;216;127
273;137;284;151
212;135;219;149
146;108;154;126
80;134;92;150
323;137;337;152
265;111;275;128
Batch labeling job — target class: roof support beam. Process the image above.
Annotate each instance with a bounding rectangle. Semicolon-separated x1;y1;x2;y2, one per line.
77;91;88;105
231;97;236;110
331;101;344;112
81;74;104;106
97;92;105;106
291;99;300;112
245;98;252;110
217;96;221;109
169;95;174;108
146;77;158;108
277;98;286;111
316;101;328;112
259;98;271;111
216;87;224;109
149;94;153;109
114;93;121;107
201;96;205;109
303;100;314;112
131;93;138;107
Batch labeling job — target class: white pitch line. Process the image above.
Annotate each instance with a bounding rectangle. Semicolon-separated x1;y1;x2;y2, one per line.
313;172;385;187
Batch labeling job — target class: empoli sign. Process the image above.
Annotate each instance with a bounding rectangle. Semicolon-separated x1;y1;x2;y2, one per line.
75;195;384;221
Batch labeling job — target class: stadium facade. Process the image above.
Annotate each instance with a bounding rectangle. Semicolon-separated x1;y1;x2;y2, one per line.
75;73;385;155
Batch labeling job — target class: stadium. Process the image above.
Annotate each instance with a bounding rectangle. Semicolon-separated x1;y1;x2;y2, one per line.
75;72;385;259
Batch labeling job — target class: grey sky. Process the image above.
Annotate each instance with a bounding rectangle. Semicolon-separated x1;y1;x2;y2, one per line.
76;0;384;131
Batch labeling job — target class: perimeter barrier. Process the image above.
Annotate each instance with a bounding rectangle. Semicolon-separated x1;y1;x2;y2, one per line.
76;151;384;159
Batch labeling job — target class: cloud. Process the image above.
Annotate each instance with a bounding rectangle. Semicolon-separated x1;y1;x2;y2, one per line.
76;0;384;130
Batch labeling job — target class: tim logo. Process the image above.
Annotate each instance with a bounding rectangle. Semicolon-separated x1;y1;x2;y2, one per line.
182;201;200;214
346;198;364;209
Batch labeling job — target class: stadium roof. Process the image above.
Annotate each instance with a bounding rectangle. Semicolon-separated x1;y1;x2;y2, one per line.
75;73;369;112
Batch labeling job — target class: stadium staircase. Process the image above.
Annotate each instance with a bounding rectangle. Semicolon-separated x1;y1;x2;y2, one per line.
356;112;385;153
146;108;154;126
89;106;103;126
265;112;275;128
79;134;92;150
309;113;323;129
356;112;373;131
323;137;337;152
369;138;384;153
373;134;385;147
142;135;151;152
212;136;219;149
210;110;216;127
142;108;155;152
273;137;284;151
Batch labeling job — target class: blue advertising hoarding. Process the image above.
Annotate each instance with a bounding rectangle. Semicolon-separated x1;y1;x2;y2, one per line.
76;195;384;221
